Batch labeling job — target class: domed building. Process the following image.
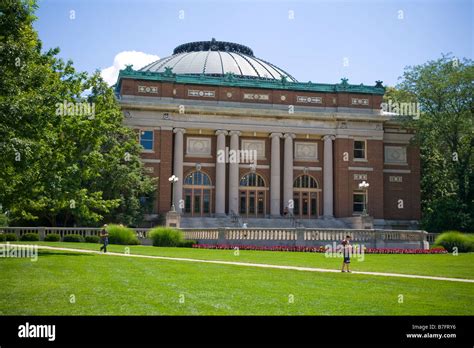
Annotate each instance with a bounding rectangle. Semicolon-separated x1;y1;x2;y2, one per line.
115;39;421;231
140;39;297;82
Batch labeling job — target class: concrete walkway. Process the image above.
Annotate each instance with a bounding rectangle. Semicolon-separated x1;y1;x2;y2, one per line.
5;244;474;284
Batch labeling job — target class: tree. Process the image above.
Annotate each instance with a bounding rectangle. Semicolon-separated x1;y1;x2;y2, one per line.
388;54;473;232
0;0;155;226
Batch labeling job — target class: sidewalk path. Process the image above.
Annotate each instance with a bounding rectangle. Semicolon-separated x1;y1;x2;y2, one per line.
5;244;474;283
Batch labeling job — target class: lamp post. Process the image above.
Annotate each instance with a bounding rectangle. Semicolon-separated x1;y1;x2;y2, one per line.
358;181;370;216
169;175;179;212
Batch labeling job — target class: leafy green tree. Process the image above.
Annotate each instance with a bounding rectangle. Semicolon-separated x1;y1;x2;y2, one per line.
0;0;155;226
388;54;473;232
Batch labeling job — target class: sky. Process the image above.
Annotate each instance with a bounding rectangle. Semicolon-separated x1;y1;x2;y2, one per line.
33;0;473;86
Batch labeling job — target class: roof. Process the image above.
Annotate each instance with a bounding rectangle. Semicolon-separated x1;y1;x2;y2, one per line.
115;39;385;96
116;67;385;96
139;39;298;82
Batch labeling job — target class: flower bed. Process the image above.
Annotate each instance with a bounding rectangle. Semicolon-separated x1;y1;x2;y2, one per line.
192;244;447;254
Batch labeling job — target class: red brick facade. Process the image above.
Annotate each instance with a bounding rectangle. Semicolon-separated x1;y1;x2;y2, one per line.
123;81;420;224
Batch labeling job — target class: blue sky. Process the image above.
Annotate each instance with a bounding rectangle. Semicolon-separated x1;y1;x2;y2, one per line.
34;0;473;86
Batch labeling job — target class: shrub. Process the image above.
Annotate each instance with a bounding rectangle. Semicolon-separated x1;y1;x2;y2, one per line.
178;240;197;248
20;233;39;241
149;227;183;247
4;233;18;241
85;235;100;243
107;224;139;245
434;231;474;252
62;234;84;243
0;234;5;242
44;234;61;242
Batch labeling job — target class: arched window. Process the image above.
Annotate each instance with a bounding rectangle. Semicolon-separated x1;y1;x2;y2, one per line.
183;171;212;216
240;173;265;187
184;171;211;186
293;175;318;189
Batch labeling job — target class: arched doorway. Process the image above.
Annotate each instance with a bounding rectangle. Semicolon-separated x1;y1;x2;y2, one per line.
239;173;267;217
183;171;212;216
293;175;320;219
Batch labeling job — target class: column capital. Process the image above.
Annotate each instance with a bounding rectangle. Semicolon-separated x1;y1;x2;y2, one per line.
270;132;283;138
229;130;241;136
283;133;296;139
173;128;186;134
322;135;336;141
215;129;228;136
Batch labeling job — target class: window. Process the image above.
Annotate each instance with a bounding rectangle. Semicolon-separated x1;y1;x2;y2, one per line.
353;191;367;214
294;175;318;189
140;130;153;151
354;140;366;159
184;171;211;186
183;172;212;216
240;173;265;187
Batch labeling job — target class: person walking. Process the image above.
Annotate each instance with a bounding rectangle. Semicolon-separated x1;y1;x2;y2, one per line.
341;235;352;273
99;224;109;253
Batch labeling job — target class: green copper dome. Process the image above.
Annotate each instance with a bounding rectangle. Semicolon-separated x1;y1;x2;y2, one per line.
140;39;298;82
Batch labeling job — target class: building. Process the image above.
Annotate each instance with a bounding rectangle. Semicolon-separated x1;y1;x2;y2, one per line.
115;39;421;229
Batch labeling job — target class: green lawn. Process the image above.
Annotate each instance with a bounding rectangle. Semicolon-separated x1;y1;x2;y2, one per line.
0;248;472;315
0;243;473;315
11;241;474;279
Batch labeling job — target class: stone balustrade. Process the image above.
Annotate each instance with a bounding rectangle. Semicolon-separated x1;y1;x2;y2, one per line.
0;226;429;249
0;227;149;241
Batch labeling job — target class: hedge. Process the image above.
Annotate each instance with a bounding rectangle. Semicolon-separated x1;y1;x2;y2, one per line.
44;234;61;242
106;224;139;245
434;231;474;252
149;227;184;247
20;233;39;241
62;234;84;243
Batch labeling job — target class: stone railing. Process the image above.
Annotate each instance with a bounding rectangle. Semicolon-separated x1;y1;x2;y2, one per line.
182;228;428;249
0;226;429;249
0;227;150;243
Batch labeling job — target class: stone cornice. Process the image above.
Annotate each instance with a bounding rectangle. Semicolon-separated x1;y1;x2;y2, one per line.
116;68;385;95
118;98;390;123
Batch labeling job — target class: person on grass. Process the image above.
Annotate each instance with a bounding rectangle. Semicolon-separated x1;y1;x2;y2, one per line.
341;235;352;273
99;225;109;253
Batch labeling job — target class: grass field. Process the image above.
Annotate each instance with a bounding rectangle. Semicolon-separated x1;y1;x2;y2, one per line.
0;242;473;315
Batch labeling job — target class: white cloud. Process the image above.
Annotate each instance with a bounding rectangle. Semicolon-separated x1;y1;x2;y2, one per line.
101;51;160;86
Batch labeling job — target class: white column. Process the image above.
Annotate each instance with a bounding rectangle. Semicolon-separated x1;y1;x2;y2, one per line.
228;131;241;215
323;135;335;218
283;133;295;211
173;128;186;213
215;130;228;216
270;133;282;216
